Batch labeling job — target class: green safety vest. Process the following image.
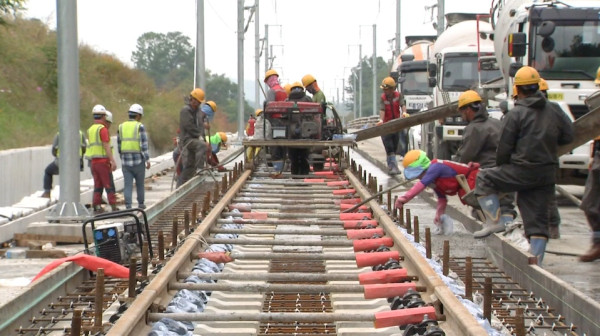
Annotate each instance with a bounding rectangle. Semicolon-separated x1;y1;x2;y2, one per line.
85;124;107;159
56;130;86;158
118;120;142;153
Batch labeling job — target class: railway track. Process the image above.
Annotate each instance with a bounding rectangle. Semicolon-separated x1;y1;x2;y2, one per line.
4;149;588;335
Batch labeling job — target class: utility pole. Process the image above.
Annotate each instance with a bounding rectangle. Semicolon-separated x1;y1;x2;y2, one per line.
254;0;260;109
396;0;401;58
264;24;269;71
358;45;362;118
437;0;445;35
49;0;89;220
372;24;377;117
237;0;244;140
195;0;206;90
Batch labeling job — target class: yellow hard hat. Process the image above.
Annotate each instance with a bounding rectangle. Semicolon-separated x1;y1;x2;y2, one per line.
291;81;304;90
538;78;549;91
264;69;278;82
595;66;600;84
302;74;316;87
283;83;292;95
207;100;217;112
218;132;227;143
380;77;396;89
514;66;540;86
457;90;482;109
512;84;518;98
255;108;263;116
190;88;205;102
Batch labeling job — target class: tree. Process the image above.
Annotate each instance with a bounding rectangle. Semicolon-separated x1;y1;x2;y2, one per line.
131;32;194;88
346;55;390;119
0;0;25;25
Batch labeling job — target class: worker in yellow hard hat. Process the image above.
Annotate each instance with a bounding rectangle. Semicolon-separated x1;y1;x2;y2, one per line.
177;88;208;187
378;76;407;175
473;66;574;266
207;131;228;172
264;69;287;102
302;74;326;104
246;108;272;165
455;89;517;238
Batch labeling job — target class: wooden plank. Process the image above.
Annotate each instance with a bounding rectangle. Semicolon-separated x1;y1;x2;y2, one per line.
558;105;600;156
242;139;355;147
14;233;86;244
351;102;459;141
26;250;67;258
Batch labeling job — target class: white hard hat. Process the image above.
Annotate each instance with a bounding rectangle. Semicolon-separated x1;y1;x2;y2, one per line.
129;103;143;115
92;104;107;114
105;111;113;123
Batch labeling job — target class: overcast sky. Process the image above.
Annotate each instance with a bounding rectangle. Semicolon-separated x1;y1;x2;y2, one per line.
23;0;490;100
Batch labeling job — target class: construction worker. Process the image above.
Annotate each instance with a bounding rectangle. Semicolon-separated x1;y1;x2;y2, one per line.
283;83;292;96
395;150;484;235
246;108;271;164
41;130;87;198
117;103;151;209
177;88;208;188
302;74;326;103
379;77;406;175
246;114;256;137
454;90;517;235
86;106;119;213
473;66;574;265
580;134;600;261
286;82;312;175
202;100;217;122
264;69;287;173
207;132;228;172
264;69;287;103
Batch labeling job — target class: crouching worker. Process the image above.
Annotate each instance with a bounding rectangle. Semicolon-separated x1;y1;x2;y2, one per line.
207;132;228;172
394;150;483;235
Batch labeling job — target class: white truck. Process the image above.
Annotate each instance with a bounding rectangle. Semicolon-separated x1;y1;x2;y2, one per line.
424;16;503;159
491;0;600;183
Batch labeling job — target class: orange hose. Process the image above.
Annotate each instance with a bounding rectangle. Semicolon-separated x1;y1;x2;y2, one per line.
358;269;409;285
346;228;384;239
353;237;394;252
355;251;400;267
374;306;437;328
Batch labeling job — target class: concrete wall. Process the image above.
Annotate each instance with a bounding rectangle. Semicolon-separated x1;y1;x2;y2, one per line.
0;137;161;207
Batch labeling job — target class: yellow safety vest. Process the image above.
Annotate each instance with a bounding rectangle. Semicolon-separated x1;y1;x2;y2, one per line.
85;124;107;159
56;130;86;158
119;121;142;153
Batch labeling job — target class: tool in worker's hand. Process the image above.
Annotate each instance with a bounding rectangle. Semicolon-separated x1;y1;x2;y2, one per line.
342;179;415;213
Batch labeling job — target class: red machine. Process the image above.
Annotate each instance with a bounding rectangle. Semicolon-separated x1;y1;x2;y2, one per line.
264;101;324;140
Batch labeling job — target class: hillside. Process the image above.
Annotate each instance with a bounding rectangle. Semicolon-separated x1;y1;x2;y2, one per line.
0;16;237;152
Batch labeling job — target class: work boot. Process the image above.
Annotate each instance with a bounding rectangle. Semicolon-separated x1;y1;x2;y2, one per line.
272;161;284;173
93;205;104;214
549;225;560;239
529;236;548;266
579;242;600;262
111;204;121;212
217;165;227;172
387;155;400;175
473;195;502;238
41;191;51;198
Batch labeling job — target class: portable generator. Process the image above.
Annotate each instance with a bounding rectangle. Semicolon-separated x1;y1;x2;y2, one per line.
92;220;141;265
264;101;324;140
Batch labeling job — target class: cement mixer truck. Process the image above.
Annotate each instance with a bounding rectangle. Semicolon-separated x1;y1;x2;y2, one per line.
491;0;600;183
423;15;503;159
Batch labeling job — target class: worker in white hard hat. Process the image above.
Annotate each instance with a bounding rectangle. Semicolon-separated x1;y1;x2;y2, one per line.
85;105;119;213
117;103;151;209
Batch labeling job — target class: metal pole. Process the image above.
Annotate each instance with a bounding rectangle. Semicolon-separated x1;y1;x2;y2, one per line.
254;0;260;109
196;0;206;89
372;24;377;117
359;45;363;118
264;24;269;71
353;71;357;119
437;0;445;35
396;0;401;57
50;0;89;220
237;0;245;140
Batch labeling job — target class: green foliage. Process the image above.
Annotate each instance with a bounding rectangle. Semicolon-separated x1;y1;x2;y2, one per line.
0;0;24;25
345;56;390;119
131;32;194;88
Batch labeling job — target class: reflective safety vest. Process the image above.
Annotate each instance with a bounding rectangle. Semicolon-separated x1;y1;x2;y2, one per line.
56;130;86;158
381;92;401;122
118;120;142;153
85;124;107;159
